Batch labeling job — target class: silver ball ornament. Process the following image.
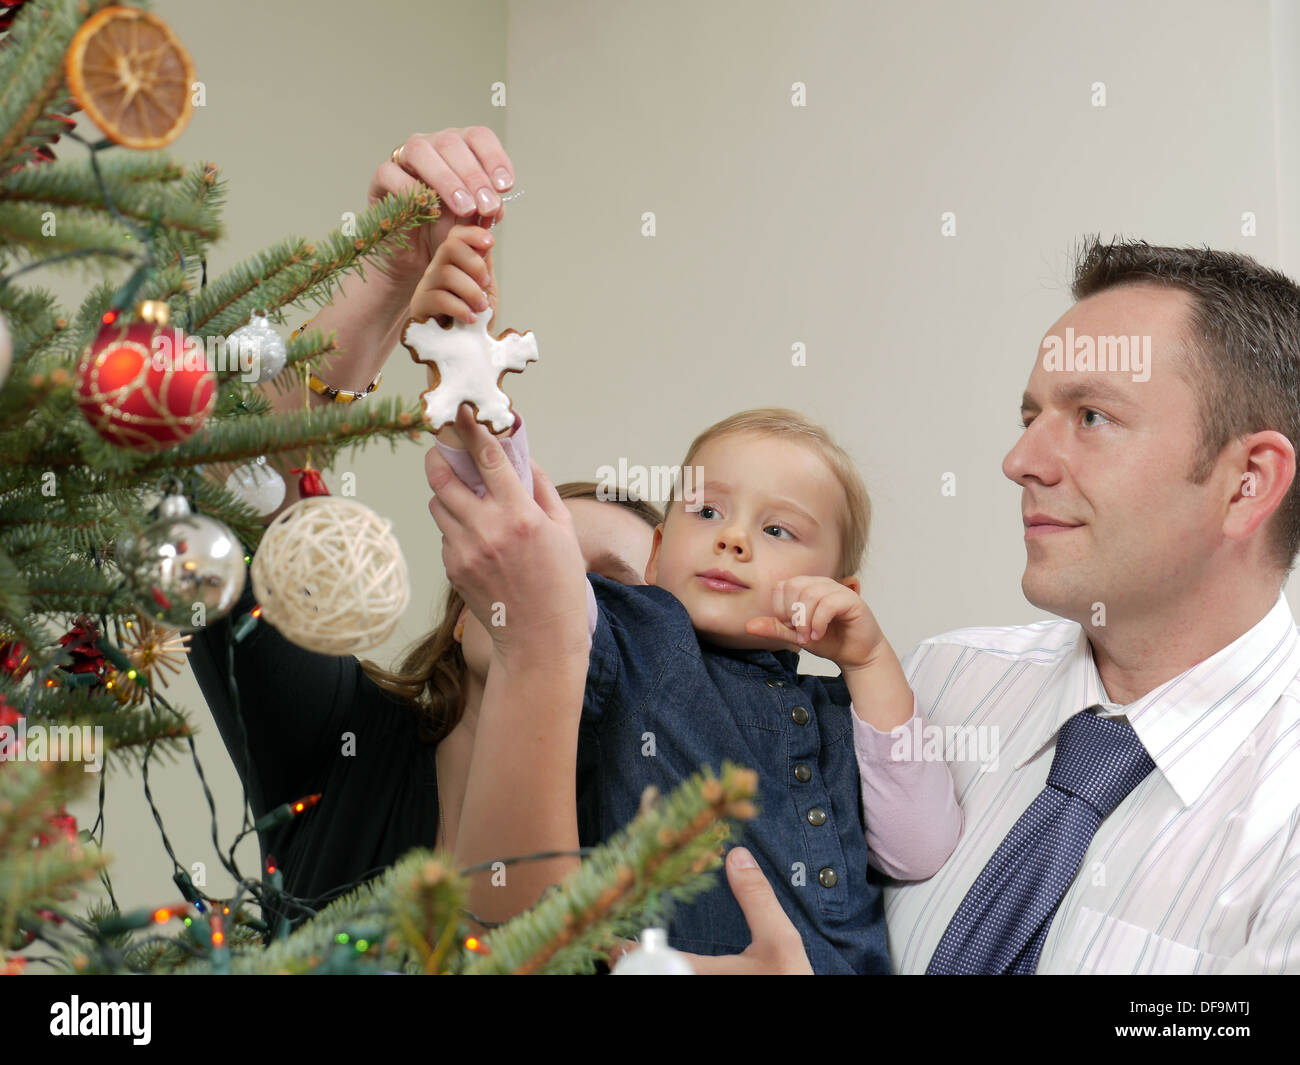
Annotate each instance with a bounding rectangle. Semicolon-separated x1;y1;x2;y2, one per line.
120;492;247;629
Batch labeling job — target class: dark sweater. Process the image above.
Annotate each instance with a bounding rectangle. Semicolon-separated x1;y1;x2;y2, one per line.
188;567;441;938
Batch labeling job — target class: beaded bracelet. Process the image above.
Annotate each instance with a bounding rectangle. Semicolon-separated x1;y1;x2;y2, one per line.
306;370;382;403
293;319;382;404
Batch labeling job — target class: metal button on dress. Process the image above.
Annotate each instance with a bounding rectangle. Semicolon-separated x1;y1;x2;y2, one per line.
818;867;838;888
765;677;785;688
806;807;827;826
791;706;810;725
793;763;812;782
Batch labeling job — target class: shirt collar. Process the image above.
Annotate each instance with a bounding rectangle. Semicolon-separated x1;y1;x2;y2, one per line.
700;639;801;677
1014;591;1300;807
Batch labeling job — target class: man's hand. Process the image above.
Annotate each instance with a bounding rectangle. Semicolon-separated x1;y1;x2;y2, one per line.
368;126;513;292
678;847;814;974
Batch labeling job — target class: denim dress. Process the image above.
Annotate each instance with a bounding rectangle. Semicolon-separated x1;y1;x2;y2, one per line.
577;574;891;975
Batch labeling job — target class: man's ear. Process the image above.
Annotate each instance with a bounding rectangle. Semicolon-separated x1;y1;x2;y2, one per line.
644;524;664;584
1225;430;1296;550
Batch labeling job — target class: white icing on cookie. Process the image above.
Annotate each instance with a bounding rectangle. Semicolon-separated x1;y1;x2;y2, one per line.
403;306;538;433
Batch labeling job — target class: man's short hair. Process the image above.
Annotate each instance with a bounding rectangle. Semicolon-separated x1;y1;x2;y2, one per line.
1072;237;1300;574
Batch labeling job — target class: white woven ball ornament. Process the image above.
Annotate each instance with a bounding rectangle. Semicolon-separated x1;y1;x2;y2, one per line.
250;497;410;655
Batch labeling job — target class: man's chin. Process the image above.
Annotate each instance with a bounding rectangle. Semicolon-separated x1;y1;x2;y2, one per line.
1021;571;1091;624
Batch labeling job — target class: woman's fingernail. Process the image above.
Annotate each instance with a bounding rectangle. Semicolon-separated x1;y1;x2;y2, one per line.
492;168;512;190
476;187;499;213
451;189;475;214
731;847;757;869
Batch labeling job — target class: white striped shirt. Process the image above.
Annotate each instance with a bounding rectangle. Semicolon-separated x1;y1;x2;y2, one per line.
880;591;1300;973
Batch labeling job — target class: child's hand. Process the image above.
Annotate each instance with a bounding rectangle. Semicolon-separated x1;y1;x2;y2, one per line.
409;223;497;329
745;576;885;671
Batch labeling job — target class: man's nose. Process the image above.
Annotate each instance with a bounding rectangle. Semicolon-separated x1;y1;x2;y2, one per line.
1002;417;1063;487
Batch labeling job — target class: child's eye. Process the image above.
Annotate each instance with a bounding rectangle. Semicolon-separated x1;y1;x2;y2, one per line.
764;525;795;540
697;505;720;520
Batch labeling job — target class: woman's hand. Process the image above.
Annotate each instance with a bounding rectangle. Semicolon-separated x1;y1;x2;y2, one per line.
425;405;589;661
368;126;513;293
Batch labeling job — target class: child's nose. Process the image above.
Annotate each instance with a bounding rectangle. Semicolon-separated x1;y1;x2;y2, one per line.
715;526;750;559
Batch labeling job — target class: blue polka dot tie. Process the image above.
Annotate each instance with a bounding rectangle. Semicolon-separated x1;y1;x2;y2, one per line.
926;707;1156;974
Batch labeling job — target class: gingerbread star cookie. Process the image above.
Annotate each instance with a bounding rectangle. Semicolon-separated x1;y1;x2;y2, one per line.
401;306;539;433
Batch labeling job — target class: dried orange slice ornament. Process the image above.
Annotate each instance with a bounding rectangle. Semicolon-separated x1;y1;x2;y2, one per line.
65;5;194;150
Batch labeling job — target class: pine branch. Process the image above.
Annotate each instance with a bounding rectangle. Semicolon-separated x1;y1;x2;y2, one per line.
130;394;426;477
16;689;193;771
466;764;760;975
0;0;120;174
7;556;127;617
184;182;438;336
0;757;105;950
181;850;468;975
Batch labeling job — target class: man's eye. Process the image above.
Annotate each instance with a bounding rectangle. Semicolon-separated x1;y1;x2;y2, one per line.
1019;418;1033;430
1081;408;1111;427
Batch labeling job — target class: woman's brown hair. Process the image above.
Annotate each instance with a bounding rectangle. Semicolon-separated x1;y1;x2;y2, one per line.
358;481;662;745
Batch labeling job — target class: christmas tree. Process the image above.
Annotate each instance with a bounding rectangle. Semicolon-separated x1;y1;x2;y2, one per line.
0;0;756;975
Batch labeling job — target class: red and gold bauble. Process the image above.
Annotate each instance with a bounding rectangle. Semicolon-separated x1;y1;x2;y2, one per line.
74;301;215;452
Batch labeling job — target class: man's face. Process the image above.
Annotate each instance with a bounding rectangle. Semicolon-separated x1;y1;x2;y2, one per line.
1002;282;1227;625
645;432;851;649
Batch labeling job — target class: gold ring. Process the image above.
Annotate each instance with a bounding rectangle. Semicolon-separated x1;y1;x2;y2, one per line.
391;143;405;165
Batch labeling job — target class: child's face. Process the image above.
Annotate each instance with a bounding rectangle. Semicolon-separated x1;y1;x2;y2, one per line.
646;432;851;650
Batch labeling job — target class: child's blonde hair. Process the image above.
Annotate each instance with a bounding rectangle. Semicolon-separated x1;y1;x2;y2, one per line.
668;407;871;580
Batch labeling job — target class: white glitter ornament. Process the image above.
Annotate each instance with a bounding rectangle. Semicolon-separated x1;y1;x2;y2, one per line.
611;928;695;975
401;305;537;433
250;497;409;655
0;310;11;387
229;311;287;383
225;456;286;516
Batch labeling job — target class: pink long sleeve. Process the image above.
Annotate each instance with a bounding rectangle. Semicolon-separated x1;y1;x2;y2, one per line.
431;414;600;636
851;699;964;881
